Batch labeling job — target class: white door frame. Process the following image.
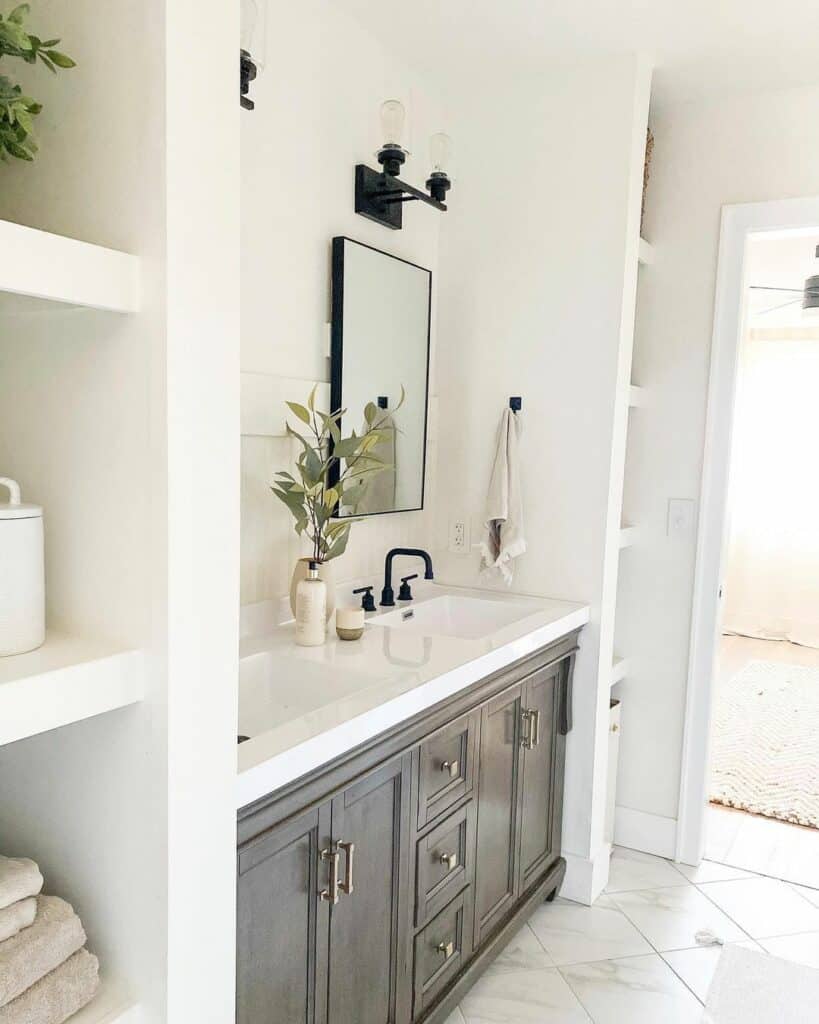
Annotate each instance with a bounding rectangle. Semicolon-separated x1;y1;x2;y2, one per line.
675;195;819;866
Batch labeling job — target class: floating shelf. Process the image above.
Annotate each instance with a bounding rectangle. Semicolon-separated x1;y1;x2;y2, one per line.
0;219;140;313
618;525;641;549
69;979;140;1024
611;656;629;687
628;385;647;408
0;633;145;747
637;237;655;266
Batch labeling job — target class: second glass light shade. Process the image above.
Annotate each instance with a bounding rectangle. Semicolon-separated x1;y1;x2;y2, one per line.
429;132;452;174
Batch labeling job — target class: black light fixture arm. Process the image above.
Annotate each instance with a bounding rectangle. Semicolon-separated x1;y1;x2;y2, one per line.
355;164;447;230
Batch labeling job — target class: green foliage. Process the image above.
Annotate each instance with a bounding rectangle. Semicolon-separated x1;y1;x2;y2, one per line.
271;385;405;562
0;4;75;163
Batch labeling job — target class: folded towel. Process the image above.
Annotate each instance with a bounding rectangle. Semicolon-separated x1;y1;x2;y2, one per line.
0;858;43;912
0;900;36;944
0;896;85;1008
480;408;526;584
0;948;99;1024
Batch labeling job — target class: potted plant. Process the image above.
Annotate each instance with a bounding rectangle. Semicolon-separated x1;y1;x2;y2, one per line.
0;4;75;163
272;385;401;620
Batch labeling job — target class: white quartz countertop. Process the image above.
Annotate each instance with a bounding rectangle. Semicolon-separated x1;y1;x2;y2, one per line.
237;583;589;809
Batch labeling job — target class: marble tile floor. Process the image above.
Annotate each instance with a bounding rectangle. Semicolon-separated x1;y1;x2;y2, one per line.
443;846;819;1023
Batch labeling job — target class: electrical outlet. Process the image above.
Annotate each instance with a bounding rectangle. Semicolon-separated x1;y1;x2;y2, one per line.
448;518;470;554
667;498;696;537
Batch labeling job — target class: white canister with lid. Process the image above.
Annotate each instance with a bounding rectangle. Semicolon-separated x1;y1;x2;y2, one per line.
0;478;45;657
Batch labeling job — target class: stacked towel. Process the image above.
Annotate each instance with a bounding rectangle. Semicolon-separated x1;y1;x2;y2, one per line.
0;857;99;1024
0;951;99;1024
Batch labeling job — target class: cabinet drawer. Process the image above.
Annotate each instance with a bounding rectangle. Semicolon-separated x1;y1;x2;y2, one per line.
413;888;473;1016
417;710;478;827
415;801;476;926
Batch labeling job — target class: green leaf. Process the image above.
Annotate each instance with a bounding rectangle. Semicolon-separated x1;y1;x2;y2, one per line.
7;5;30;25
324;524;351;561
307;383;318;412
323;487;339;510
38;53;55;72
286;401;311;425
364;402;377;425
45;50;75;69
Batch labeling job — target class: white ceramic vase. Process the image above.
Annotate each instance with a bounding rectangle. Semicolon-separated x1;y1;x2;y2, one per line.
289;557;336;623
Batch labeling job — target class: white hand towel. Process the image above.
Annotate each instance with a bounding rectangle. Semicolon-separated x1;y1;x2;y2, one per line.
480;408;526;584
0;858;42;912
0;899;36;944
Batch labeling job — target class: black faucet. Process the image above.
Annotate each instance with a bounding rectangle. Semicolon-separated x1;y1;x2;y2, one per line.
381;548;434;607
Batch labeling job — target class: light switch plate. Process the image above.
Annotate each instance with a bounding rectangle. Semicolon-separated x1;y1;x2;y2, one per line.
668;498;696;537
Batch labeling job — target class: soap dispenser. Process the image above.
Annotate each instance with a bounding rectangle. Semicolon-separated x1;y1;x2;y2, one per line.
295;560;327;647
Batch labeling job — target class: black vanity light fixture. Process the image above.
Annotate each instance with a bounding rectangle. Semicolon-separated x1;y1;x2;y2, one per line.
240;0;267;110
355;100;453;230
803;245;819;319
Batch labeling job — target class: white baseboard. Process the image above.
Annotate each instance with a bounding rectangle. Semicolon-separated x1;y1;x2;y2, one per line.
561;843;612;905
614;805;678;859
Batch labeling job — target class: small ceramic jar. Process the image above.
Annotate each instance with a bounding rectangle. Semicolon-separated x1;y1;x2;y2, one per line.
0;478;45;657
336;606;365;641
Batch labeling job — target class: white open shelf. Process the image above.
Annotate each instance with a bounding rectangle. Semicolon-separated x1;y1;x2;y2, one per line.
611;656;630;687
637;237;655;266
618;524;641;549
0;633;145;747
0;219;140;313
69;979;140;1024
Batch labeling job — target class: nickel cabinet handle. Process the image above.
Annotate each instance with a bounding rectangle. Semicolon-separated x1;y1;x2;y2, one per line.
338;840;355;896
521;708;540;749
439;851;458;871
440;758;460;779
320;847;340;905
436;940;455;960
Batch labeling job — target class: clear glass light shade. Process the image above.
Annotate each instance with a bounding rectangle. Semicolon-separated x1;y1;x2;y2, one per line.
429;132;452;175
241;0;267;70
380;100;406;148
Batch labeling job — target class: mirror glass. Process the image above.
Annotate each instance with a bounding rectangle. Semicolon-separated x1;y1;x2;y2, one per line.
331;237;431;517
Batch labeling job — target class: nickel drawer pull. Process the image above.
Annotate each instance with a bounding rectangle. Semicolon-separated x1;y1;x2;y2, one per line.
531;708;540;747
440;758;460;778
439;851;458;871
320;847;339;905
436;940;455;960
338;840;355;896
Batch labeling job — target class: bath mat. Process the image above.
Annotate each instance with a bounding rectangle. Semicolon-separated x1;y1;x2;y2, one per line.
705;944;819;1022
710;660;819;828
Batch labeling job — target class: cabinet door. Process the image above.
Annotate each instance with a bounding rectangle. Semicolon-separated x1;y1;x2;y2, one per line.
517;663;561;893
327;754;413;1024
473;683;523;946
237;804;330;1024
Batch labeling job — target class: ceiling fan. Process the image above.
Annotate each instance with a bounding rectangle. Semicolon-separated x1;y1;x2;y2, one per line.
749;244;819;319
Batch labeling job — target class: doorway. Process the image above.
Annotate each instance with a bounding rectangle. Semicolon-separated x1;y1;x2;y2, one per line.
677;198;819;888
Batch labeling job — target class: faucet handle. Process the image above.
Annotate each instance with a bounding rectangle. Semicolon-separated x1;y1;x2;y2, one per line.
353;586;376;612
398;574;419;601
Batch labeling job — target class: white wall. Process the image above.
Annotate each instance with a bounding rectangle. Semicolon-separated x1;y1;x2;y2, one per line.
431;58;650;898
240;0;443;608
618;83;819;841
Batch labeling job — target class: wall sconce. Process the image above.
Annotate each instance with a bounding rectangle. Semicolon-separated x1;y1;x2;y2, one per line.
240;0;267;110
355;100;453;230
803;246;819;320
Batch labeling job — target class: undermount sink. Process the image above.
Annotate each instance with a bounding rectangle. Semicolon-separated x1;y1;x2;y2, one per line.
370;594;537;640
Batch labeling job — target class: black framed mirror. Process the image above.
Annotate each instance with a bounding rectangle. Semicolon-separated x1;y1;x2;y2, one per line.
330;236;432;517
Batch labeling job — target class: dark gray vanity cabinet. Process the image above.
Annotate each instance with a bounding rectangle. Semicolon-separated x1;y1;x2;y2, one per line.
237;632;578;1024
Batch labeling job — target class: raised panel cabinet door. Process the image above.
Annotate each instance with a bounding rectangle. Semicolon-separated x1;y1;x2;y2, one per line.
473;682;523;947
517;663;561;894
327;753;413;1024
237;803;331;1024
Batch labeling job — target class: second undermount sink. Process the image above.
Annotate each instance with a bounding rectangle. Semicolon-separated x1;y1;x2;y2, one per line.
370;593;538;640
